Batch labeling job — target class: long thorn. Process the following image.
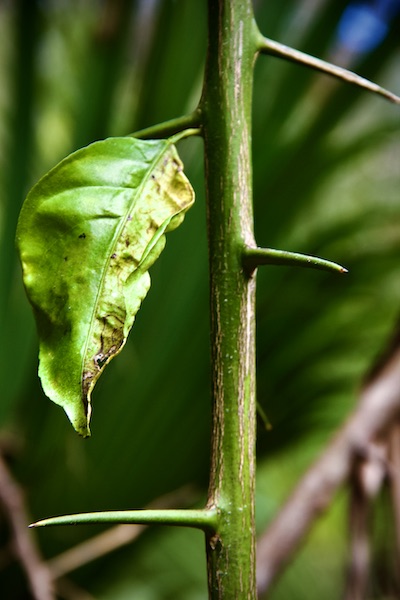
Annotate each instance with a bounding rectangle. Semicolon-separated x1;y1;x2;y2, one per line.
243;246;348;275
258;36;400;105
29;508;218;533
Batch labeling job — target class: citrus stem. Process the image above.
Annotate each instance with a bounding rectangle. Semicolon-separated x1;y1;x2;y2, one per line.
202;0;259;596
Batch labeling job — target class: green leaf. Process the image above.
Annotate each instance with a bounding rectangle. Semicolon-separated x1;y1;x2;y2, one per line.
16;136;195;437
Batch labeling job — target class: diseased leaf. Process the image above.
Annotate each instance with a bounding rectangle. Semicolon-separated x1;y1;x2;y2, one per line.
16;137;194;437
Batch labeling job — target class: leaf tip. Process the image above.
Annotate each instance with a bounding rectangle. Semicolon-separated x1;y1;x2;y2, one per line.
75;418;91;438
64;403;91;438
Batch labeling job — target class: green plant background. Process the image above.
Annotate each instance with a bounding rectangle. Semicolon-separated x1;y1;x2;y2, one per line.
0;1;399;598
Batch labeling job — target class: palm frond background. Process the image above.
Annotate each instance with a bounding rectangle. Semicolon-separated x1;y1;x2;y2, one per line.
0;0;399;597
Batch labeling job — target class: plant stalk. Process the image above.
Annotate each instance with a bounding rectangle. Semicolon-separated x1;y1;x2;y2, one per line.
202;0;258;597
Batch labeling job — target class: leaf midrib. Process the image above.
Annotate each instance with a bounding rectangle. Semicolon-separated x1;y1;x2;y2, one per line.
80;139;171;405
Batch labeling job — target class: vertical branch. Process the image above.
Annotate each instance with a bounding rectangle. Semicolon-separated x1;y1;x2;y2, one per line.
344;458;372;600
0;455;54;600
344;442;387;600
201;0;258;597
389;423;400;581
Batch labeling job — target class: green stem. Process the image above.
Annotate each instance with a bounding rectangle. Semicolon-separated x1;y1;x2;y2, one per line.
243;246;348;275
257;35;400;105
132;110;202;139
30;508;218;533
202;1;258;597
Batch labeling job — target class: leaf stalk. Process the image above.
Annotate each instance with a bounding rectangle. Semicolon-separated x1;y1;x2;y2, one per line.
132;110;203;140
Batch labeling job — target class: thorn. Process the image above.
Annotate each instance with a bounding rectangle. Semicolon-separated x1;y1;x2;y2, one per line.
258;36;400;105
243;247;348;275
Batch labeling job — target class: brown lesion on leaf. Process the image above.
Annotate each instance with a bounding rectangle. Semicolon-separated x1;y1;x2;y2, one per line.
78;233;86;239
172;157;183;172
150;173;161;194
146;216;160;236
81;310;125;399
82;370;94;408
94;339;123;369
92;313;125;371
81;314;125;417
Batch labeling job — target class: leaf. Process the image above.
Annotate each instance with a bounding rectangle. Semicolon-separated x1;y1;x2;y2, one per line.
16;136;195;437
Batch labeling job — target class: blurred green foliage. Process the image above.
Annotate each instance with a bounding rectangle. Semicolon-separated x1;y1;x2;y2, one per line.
0;0;399;598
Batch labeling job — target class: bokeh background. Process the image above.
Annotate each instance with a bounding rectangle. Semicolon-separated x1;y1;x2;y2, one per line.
0;0;399;598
